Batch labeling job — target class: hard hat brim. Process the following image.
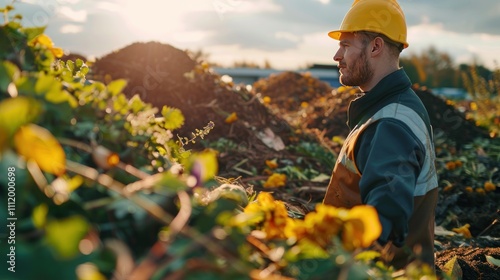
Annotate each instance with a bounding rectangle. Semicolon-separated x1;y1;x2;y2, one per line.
328;30;342;40
327;29;409;49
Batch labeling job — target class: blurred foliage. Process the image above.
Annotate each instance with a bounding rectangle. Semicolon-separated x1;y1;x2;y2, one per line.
461;65;500;137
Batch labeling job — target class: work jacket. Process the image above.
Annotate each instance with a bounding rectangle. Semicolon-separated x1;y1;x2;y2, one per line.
324;69;438;269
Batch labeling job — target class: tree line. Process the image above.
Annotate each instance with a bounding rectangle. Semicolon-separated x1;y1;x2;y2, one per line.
400;46;496;90
188;46;497;91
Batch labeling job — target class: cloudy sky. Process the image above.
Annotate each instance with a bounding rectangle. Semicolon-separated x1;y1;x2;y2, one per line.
3;0;500;70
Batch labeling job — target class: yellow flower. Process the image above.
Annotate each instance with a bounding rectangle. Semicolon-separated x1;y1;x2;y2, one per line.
484;181;496;192
452;224;472;238
443;184;454;192
225;112;238;124
263;173;287;188
300;101;309;108
341;205;381;250
243;192;290;239
285;204;381;251
14;124;66;176
30;34;64;58
265;159;278;169
470;102;478;111
332;136;345;145
475;188;485;195
445;161;456;170
337;86;347;94
262;96;271;105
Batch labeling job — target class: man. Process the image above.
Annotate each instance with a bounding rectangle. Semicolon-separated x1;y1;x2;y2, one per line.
323;0;439;270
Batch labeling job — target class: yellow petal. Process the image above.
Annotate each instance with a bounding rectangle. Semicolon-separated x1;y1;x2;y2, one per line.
225;112;238;124
51;47;64;58
452;224;472;238
32;34;54;48
32;203;49;228
345;205;382;248
14;124;66;176
45;215;89;258
265;159;278;169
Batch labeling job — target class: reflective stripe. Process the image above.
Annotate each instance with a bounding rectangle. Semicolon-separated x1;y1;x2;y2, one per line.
365;103;438;195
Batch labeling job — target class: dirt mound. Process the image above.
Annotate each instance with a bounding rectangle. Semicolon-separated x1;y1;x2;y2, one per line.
253;71;333;110
89;41;325;180
61;52;88;63
436;247;500;280
252;71;489;148
252;72;356;152
414;87;489;147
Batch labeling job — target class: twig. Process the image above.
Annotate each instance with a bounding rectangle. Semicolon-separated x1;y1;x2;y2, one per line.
65;159;250;275
477;218;499;237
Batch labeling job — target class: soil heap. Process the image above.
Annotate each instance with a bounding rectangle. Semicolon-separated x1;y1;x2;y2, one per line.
252;72;489;148
89;42;326;181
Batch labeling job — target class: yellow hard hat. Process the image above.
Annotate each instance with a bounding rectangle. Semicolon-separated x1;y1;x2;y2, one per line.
328;0;409;48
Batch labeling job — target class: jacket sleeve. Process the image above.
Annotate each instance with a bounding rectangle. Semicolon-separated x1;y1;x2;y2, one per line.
355;118;425;246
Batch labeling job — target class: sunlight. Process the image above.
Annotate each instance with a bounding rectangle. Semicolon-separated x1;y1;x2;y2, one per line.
120;0;184;38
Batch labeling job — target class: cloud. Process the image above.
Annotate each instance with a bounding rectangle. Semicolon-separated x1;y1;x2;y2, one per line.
182;0;346;51
405;22;500;68
57;6;87;22
275;31;301;43
212;0;281;18
60;24;82;34
95;1;120;13
400;0;500;35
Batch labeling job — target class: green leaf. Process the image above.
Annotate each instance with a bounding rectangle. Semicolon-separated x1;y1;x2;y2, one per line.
310;173;330;182
129;94;146;113
0;96;42;138
0;61;20;93
20;26;46;42
188;149;218;183
354;250;381;262
34;72;62;96
32;204;49;228
161;106;185;130
442;256;462;280
75;58;84;68
44;215;89;259
153;172;188;194
107;79;127;96
66;60;75;72
486;255;500;267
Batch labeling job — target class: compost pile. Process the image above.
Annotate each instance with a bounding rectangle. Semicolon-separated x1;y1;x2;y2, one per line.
90;41;499;278
253;71;355;144
90;42;329;186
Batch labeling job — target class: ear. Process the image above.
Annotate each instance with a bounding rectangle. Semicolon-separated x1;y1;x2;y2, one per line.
370;37;384;57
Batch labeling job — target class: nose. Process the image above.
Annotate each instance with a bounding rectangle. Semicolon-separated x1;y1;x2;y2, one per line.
333;48;342;62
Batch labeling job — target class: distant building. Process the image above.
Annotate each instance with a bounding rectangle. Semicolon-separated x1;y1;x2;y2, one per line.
212;63;341;88
431;87;469;100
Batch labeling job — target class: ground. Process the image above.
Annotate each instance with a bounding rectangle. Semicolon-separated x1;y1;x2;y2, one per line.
85;41;500;279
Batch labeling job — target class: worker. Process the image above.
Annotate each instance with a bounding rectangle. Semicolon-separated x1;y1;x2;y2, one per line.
323;0;439;270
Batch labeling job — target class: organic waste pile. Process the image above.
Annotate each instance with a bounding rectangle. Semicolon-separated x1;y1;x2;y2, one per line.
90;42;500;278
90;42;334;201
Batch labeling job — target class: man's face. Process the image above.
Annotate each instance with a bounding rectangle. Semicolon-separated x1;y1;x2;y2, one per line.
333;33;374;87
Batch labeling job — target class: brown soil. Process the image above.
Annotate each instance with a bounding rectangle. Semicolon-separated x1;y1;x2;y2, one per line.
436;247;500;280
89;41;499;279
89;41;325;180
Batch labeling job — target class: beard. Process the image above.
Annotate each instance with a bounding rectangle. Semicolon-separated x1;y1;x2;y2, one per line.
339;49;373;87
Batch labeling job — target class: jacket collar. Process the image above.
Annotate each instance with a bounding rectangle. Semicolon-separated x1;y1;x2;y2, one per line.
346;68;412;129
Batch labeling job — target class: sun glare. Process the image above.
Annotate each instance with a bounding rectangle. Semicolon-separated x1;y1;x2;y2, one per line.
121;0;184;38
